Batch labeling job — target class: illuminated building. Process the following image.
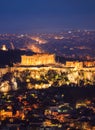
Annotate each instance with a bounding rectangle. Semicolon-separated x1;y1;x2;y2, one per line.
1;44;8;51
21;54;56;66
83;61;95;67
66;61;83;68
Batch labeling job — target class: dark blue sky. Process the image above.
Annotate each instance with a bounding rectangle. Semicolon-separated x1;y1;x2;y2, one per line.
0;0;95;33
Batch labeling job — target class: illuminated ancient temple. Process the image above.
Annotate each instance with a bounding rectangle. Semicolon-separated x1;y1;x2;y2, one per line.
1;44;8;51
21;54;56;66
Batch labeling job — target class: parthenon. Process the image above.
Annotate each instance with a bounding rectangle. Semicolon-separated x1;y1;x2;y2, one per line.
21;54;56;66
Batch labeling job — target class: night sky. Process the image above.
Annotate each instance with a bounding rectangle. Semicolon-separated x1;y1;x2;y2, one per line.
0;0;95;33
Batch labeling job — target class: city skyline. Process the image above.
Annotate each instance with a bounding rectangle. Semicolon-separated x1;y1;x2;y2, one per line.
0;0;95;33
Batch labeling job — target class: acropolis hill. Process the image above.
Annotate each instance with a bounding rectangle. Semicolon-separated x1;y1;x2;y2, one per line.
0;52;95;78
0;53;95;92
